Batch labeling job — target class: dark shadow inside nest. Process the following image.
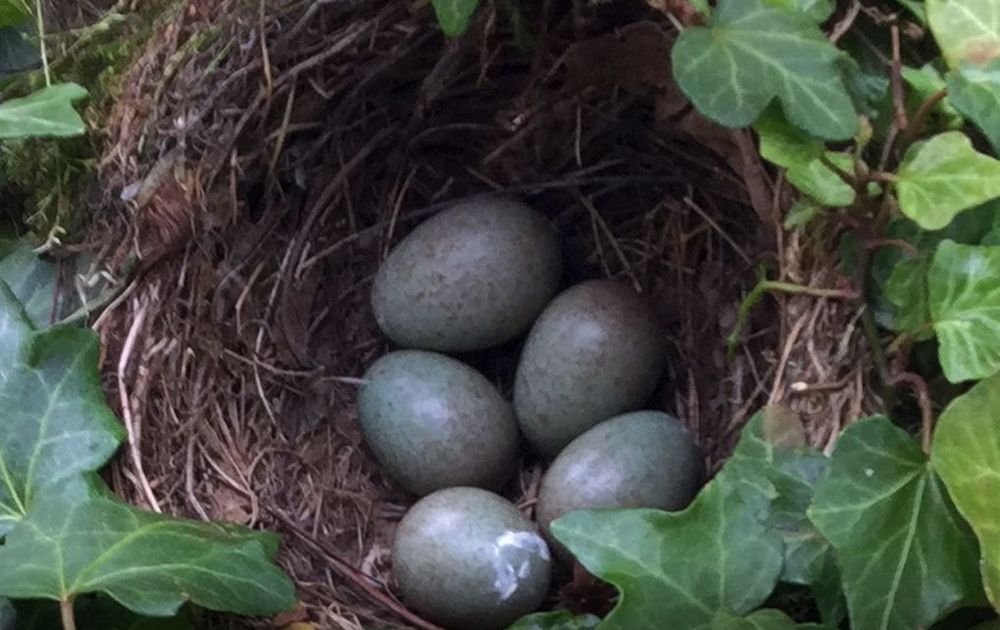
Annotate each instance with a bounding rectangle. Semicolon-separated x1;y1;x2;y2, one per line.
95;2;784;628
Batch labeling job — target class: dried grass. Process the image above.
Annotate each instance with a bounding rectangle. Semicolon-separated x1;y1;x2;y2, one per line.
79;1;879;627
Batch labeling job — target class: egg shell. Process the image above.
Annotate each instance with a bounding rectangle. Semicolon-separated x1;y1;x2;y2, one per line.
513;280;667;456
537;411;704;558
393;487;552;630
358;351;519;496
371;196;562;352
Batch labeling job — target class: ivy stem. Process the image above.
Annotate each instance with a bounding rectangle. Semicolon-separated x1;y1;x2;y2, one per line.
726;277;860;357
898;89;948;155
60;599;76;630
892;372;935;453
34;0;51;87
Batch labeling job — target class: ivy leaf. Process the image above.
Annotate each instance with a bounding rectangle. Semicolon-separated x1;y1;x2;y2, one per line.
715;609;830;629
726;407;832;586
754;109;855;206
762;0;834;22
928;0;1000;68
895;131;1000;230
552;413;788;629
0;283;124;534
0;474;297;617
672;0;857;140
808;417;984;630
928;241;1000;382
508;610;601;630
786;152;855;207
948;60;1000;154
0;25;39;78
895;0;927;24
0;1;29;28
15;598;196;630
430;0;480;37
0;239;60;327
932;374;1000;609
0;83;88;139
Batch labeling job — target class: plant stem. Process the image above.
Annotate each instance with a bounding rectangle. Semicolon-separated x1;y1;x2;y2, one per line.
34;0;51;87
898;89;948;155
60;599;76;630
726;277;859;357
892;372;935;453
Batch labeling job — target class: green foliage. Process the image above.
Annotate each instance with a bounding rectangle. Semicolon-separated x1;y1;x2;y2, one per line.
932;374;1000;608
548;410;834;629
0;264;296;624
928;241;1000;381
948;61;1000;153
808;418;984;630
0;475;294;616
430;0;480;37
0;83;87;138
507;611;601;630
0;1;29;28
927;0;1000;69
895;132;1000;230
671;0;857;140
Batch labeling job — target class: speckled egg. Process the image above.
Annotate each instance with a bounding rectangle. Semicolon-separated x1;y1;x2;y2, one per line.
371;196;562;352
358;351;519;496
537;411;703;557
393;487;552;630
513;280;667;456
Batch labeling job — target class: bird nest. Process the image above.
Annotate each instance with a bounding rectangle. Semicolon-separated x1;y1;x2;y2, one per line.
83;1;877;627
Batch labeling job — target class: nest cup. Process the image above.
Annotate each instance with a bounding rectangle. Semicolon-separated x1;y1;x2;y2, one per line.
81;1;846;627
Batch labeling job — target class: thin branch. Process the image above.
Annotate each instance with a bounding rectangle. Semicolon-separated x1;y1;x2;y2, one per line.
889;21;906;132
893;372;935;453
899;89;948;151
34;0;51;86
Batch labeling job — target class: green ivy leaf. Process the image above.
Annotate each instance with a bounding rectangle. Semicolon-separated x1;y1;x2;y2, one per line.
0;1;29;28
508;610;601;630
786;152;855;207
754;109;855;206
895;0;927;24
715;608;830;629
0;474;296;617
928;0;1000;68
430;0;480;37
928;240;1000;381
0;25;39;78
896;131;1000;230
784;198;824;229
932;374;1000;610
808;417;984;630
551;412;793;629
949;60;1000;154
672;0;857;140
762;0;834;22
0;240;59;327
726;407;832;586
553;487;782;629
0;283;124;534
0;83;88;139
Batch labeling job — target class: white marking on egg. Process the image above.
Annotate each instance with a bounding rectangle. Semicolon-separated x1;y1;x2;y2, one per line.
491;530;550;600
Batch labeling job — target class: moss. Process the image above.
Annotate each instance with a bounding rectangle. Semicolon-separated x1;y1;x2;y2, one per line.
0;1;180;244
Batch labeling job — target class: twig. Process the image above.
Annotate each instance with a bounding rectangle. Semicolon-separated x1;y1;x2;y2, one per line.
726;273;859;357
34;0;51;86
898;89;948;152
892;372;934;453
889;21;907;131
274;512;446;630
829;1;862;43
116;302;162;513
